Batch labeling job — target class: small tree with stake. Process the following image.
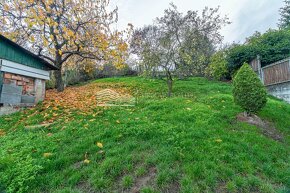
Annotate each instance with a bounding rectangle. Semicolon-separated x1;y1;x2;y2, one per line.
233;63;267;115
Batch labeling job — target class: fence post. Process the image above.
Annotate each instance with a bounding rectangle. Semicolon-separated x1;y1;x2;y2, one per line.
257;55;264;84
288;58;290;82
0;60;3;102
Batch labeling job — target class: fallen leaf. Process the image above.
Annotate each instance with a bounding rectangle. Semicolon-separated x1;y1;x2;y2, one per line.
96;142;103;148
43;152;53;158
215;139;223;143
0;130;6;137
83;159;90;164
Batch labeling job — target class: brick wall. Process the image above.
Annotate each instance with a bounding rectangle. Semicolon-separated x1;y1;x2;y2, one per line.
3;72;35;96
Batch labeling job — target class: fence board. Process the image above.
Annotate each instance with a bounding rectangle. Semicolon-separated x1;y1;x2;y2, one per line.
250;58;259;72
262;58;290;86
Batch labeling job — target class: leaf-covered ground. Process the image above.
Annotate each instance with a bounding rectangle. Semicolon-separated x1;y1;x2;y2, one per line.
0;77;289;193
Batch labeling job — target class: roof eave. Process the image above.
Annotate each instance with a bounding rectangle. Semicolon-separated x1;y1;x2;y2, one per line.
0;34;59;71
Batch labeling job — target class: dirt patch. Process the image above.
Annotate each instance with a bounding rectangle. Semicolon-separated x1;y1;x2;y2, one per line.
215;181;228;193
130;167;157;193
72;161;83;169
161;181;181;193
77;181;95;193
237;113;284;142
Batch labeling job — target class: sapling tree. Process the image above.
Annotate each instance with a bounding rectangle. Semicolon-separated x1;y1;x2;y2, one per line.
131;3;229;97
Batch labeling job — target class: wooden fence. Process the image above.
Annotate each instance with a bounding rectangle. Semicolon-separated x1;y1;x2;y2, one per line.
262;58;290;86
250;57;290;86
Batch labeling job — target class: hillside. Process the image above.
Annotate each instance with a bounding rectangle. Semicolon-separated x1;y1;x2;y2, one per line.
0;77;289;193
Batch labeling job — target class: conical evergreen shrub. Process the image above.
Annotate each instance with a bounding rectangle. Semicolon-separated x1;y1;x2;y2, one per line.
233;63;267;115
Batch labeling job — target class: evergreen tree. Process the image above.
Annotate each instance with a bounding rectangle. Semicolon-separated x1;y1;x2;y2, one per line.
233;63;267;115
279;0;290;29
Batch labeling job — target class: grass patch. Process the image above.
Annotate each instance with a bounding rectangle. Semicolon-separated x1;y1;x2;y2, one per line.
0;77;289;193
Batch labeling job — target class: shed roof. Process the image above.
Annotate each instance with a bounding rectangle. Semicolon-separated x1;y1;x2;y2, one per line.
0;34;58;70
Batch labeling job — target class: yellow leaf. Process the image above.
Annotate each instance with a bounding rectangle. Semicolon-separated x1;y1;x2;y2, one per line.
96;142;103;148
3;4;9;11
0;129;6;137
30;36;35;42
43;152;53;158
215;139;222;143
83;159;90;164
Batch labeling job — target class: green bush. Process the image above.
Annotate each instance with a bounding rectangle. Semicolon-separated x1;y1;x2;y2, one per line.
205;51;229;80
233;63;267;114
226;29;290;76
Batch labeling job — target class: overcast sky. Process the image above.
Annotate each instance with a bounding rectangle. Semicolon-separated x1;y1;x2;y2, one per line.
111;0;284;44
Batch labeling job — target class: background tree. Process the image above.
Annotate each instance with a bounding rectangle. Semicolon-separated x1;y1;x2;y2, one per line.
205;50;229;80
226;44;257;75
279;0;290;29
225;1;290;77
156;4;230;77
0;0;129;91
131;3;229;96
226;29;290;75
131;25;177;96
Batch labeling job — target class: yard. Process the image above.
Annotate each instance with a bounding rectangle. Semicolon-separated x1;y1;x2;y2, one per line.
0;77;289;193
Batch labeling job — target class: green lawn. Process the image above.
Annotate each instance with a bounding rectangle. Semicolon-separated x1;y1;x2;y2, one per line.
0;77;289;193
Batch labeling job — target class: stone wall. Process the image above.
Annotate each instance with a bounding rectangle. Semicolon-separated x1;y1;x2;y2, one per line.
35;79;46;103
267;81;290;103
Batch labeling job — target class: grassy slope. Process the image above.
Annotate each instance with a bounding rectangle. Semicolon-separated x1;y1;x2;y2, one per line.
0;77;289;193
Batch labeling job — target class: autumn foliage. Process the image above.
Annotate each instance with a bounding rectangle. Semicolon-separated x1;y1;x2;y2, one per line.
0;0;131;91
44;82;129;112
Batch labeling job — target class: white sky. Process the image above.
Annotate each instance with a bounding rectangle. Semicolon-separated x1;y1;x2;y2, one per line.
111;0;284;44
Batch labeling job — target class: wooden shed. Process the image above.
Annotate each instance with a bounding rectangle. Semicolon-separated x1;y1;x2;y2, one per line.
0;34;58;106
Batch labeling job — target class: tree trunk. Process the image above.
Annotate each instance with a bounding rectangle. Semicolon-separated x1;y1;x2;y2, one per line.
167;79;173;97
165;69;173;97
54;53;64;92
54;69;64;92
